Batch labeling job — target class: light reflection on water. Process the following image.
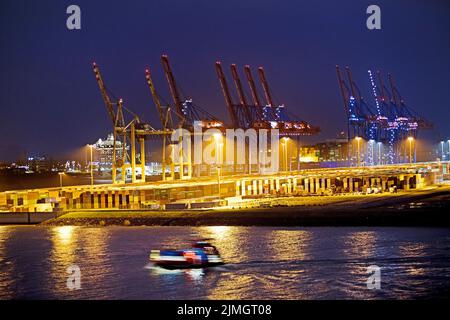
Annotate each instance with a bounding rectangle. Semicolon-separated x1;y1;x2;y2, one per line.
0;226;15;299
0;226;450;299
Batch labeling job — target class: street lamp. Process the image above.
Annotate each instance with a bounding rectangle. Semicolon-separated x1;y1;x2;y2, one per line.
169;144;176;179
217;142;223;202
259;150;264;174
58;172;64;188
369;139;375;166
377;142;382;165
408;137;414;164
355;137;362;167
282;137;289;173
448;140;450;160
88;144;94;190
213;134;222;201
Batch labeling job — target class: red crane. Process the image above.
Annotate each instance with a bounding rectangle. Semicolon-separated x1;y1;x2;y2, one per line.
244;65;262;107
257;67;275;107
230;64;252;126
161;54;185;127
215;61;239;128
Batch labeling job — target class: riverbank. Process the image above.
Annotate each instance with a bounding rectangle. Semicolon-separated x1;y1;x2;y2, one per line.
40;185;450;227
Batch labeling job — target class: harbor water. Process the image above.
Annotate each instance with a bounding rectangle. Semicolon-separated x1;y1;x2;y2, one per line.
0;226;449;299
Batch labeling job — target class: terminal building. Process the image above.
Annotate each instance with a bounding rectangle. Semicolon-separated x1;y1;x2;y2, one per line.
300;138;350;167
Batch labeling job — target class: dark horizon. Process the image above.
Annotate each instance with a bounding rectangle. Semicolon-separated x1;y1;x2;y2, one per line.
1;0;449;161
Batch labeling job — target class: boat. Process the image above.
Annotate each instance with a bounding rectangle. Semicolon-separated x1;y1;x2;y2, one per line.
149;240;224;269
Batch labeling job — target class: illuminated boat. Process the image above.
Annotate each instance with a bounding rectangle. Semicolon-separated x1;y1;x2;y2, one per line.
149;241;224;270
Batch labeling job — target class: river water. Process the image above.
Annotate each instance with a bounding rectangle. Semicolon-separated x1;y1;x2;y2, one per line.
0;226;449;299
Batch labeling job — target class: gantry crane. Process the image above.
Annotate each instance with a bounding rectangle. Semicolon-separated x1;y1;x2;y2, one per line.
336;64;432;164
145;67;175;181
161;55;223;131
145;55;226;180
93;62;158;184
216;61;320;136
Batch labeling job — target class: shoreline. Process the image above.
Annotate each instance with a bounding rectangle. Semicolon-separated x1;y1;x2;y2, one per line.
40;186;450;227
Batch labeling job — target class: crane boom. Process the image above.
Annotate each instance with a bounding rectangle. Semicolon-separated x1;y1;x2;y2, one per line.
388;73;400;106
257;67;274;107
376;70;386;102
145;68;165;126
161;54;185;125
244;65;262;106
215;61;238;128
335;65;349;117
230;64;252;126
92;62;116;124
345;66;357;100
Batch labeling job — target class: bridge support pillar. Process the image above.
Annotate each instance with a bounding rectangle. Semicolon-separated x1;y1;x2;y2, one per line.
258;180;263;195
287;179;292;194
404;175;410;190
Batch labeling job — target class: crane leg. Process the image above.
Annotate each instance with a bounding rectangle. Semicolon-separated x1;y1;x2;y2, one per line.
131;122;136;183
140;138;145;182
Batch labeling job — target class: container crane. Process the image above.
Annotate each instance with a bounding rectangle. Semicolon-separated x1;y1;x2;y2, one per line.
93;62;156;184
161;55;224;130
215;61;240;128
230;64;252;128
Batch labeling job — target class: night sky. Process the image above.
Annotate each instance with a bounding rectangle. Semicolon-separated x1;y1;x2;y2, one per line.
0;0;449;161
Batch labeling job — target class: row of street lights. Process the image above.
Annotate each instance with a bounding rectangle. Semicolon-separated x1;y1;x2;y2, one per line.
354;136;415;167
59;145;94;189
440;140;450;161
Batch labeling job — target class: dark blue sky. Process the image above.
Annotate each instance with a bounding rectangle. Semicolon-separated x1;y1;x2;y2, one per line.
0;0;449;161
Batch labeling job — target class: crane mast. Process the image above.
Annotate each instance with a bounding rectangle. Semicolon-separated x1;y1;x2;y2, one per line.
145;68;165;126
376;70;387;102
388;73;400;106
335;65;349;117
92;62;116;124
244;65;262;106
257;67;274;107
215;61;238;128
230;64;252;126
161;54;185;126
345;66;357;101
